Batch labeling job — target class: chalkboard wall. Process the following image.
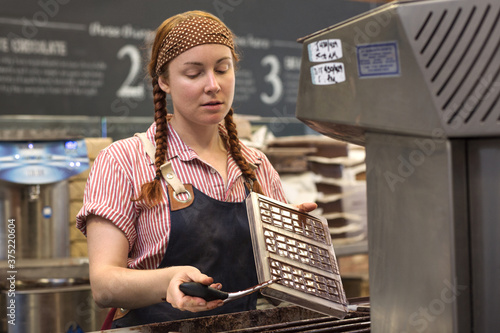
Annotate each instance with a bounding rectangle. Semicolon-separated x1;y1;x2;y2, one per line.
0;0;378;120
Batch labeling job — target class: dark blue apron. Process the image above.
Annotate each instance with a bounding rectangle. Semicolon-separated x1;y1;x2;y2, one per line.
112;183;258;328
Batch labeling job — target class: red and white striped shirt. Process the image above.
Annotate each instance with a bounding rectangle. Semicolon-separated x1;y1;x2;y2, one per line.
76;122;287;269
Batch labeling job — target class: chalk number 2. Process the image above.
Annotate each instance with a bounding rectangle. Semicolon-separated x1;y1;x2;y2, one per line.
116;45;145;99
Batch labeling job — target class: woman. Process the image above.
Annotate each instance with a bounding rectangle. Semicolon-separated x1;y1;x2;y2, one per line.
77;10;316;328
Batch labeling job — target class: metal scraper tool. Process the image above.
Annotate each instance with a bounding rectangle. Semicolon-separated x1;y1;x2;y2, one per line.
165;278;280;304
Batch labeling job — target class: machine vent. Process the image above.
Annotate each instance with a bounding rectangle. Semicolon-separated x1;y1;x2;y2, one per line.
413;3;500;126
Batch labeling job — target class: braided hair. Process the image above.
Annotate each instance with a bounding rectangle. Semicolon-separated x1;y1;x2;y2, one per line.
135;10;263;206
224;108;263;194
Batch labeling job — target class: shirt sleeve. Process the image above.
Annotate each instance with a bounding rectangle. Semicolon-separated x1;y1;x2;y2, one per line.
254;152;288;203
76;148;138;250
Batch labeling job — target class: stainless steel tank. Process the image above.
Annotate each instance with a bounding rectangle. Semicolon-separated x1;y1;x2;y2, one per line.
0;180;69;259
0;138;99;332
0;138;89;259
0;258;108;333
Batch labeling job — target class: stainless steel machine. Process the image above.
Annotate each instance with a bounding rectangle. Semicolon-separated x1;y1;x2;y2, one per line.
296;0;500;332
0;138;107;332
0;138;89;259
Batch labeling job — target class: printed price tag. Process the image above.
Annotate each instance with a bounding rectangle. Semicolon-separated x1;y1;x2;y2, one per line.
310;62;345;85
307;39;342;62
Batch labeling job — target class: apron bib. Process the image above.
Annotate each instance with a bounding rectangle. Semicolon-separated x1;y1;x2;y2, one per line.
112;133;258;328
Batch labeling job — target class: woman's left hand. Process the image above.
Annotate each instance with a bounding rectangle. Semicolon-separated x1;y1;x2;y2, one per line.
293;202;318;213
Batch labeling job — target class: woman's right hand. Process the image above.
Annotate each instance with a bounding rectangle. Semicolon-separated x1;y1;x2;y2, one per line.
165;267;224;312
86;215;224;310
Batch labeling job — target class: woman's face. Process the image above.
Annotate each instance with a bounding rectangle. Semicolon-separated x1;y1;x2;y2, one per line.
159;44;235;127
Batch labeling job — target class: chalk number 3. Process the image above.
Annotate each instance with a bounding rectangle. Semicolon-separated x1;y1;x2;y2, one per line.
260;55;283;105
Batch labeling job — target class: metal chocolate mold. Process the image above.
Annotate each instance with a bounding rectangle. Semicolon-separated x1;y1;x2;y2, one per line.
246;193;348;318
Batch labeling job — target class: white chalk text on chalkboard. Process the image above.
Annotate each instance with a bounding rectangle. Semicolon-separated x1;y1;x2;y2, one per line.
116;45;145;99
260;54;284;105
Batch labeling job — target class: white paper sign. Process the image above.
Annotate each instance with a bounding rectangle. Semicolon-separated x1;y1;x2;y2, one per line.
307;39;343;62
310;62;345;85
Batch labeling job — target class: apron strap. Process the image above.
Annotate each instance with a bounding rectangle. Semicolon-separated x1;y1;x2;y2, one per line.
135;132;156;165
135;132;194;209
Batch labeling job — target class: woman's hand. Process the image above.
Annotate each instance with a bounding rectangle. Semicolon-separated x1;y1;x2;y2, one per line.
294;202;318;213
166;267;224;312
86;215;223;311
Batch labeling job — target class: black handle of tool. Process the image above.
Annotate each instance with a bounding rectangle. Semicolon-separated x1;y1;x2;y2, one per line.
179;282;229;302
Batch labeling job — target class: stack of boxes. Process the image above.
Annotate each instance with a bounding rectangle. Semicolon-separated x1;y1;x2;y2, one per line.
265;135;369;298
265;135;367;246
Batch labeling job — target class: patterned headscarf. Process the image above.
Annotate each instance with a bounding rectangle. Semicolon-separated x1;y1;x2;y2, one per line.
155;16;235;76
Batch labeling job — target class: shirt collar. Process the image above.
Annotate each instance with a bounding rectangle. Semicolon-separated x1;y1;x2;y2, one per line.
145;122;194;162
145;121;262;166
